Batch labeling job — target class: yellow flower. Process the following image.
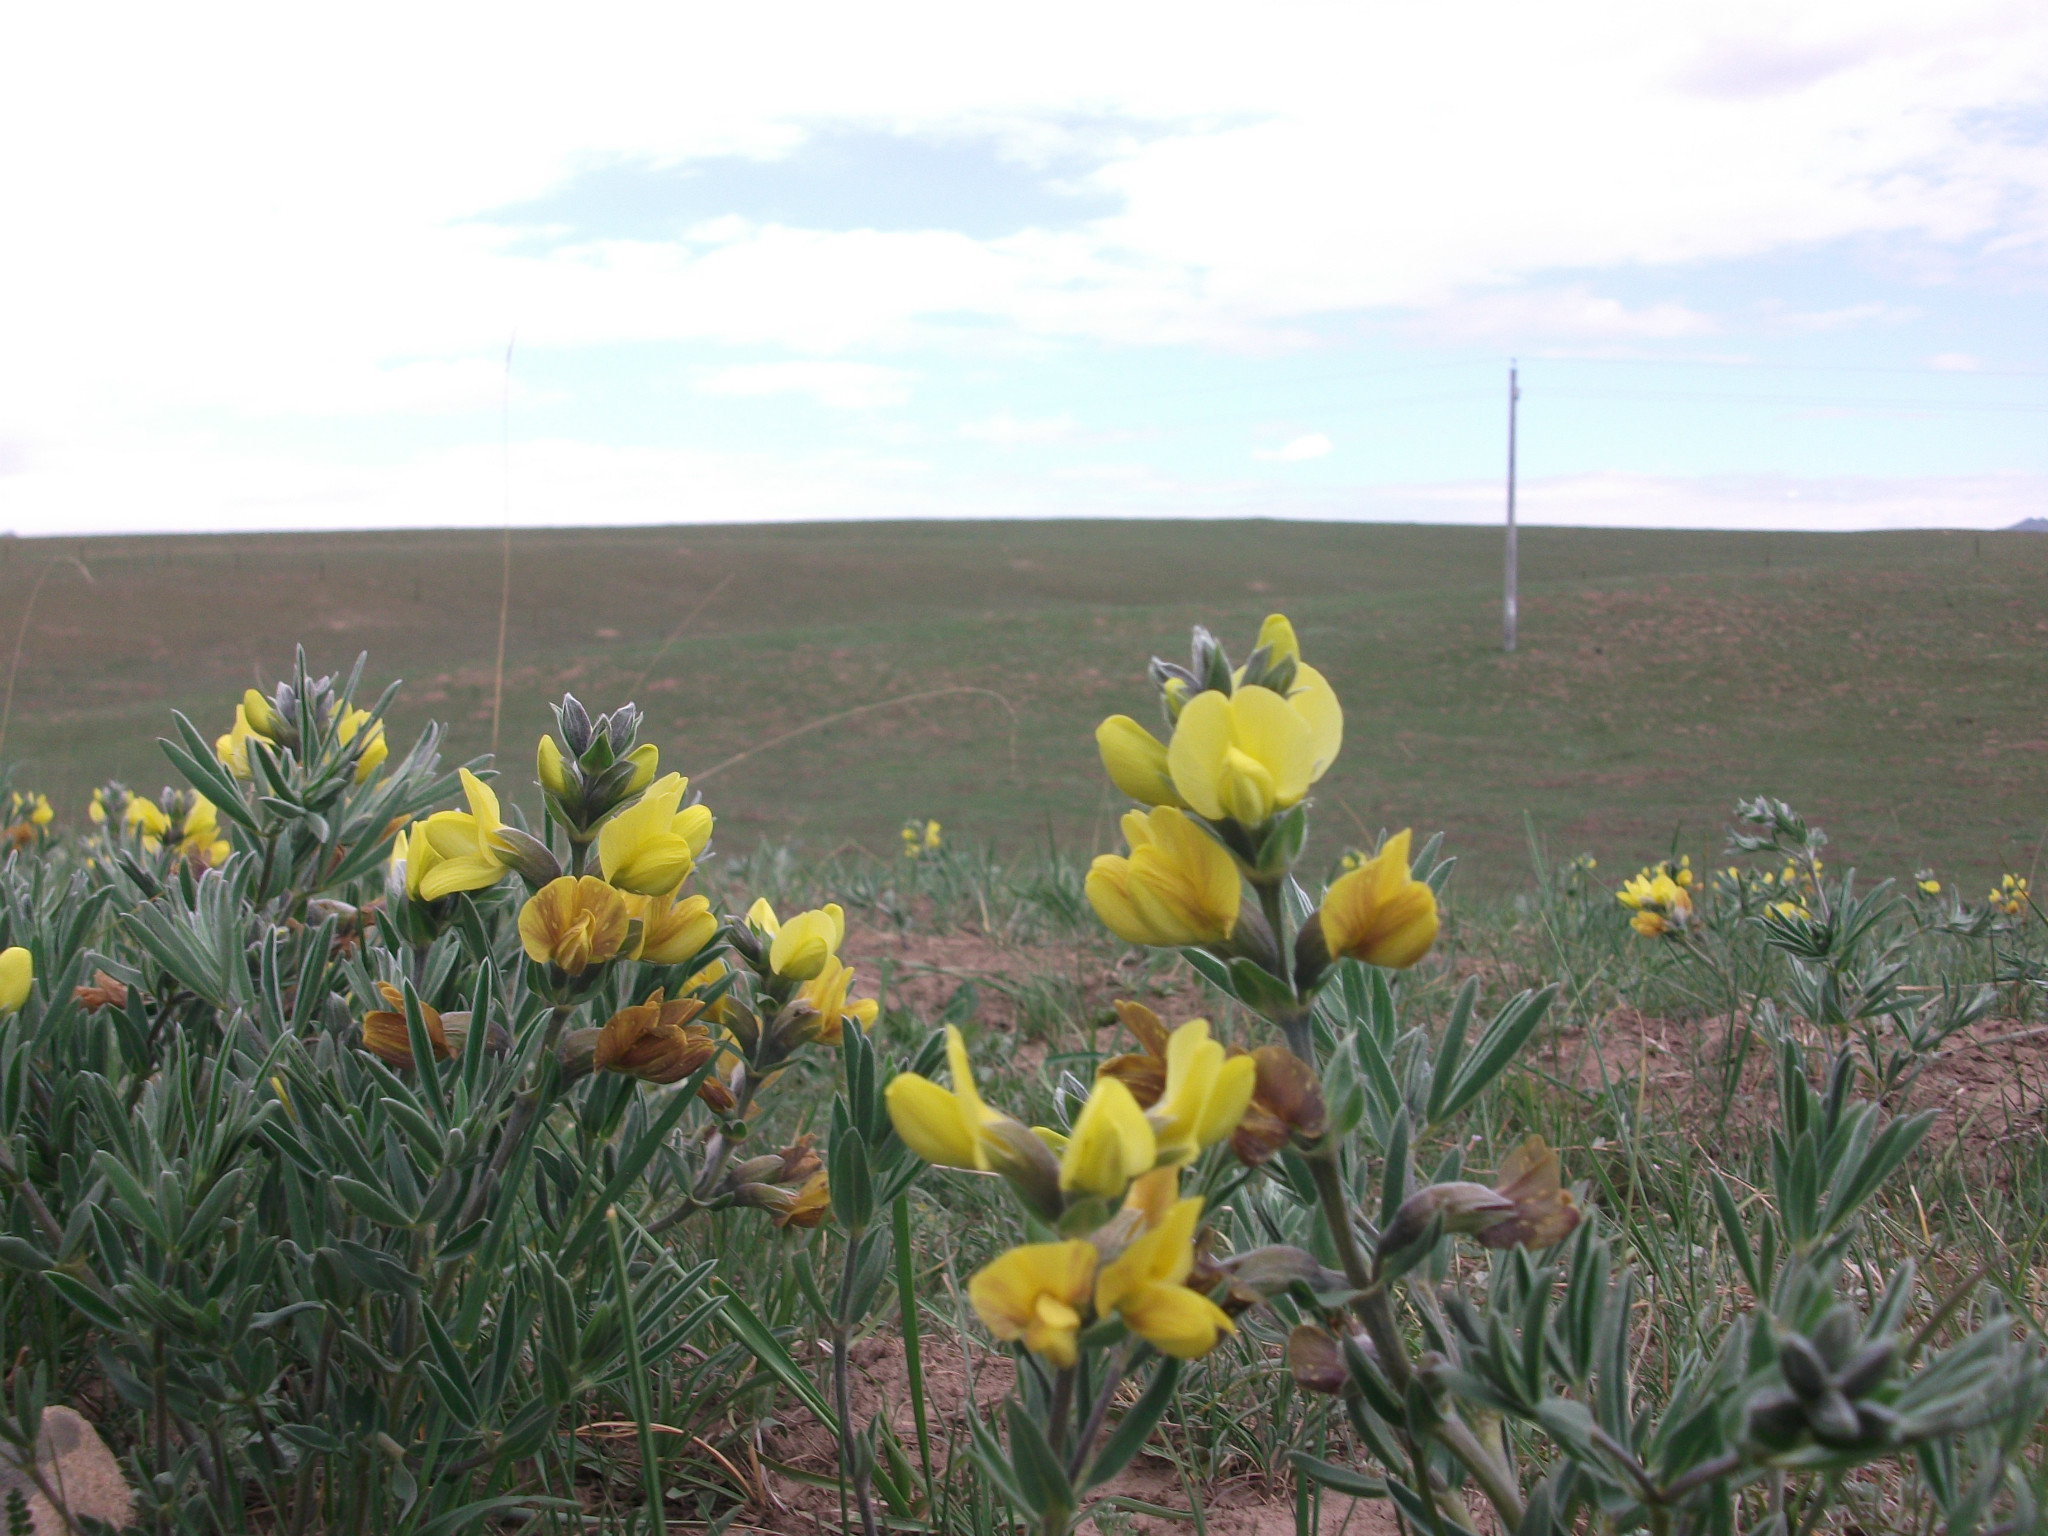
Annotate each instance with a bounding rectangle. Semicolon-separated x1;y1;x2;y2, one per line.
1093;1197;1233;1359
518;876;632;975
774;1171;832;1230
794;955;876;1048
26;796;50;828
215;706;259;781
630;891;718;966
1058;1077;1157;1199
885;1024;1017;1170
598;772;712;896
1166;685;1317;827
1147;1019;1256;1166
1240;614;1343;776
336;708;387;784
969;1241;1097;1368
87;790;106;827
241;688;285;740
177;796;231;866
0;948;31;1013
537;734;571;797
418;769;512;900
1916;874;1941;896
1096;715;1186;807
1316;829;1439;969
125;796;171;851
1085;807;1240;948
1618;869;1694;938
750;899;846;982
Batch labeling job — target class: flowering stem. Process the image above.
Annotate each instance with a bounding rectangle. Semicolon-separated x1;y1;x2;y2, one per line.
1306;1149;1526;1527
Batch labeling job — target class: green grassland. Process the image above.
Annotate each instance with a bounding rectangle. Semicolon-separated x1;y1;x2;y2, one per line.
4;520;2044;891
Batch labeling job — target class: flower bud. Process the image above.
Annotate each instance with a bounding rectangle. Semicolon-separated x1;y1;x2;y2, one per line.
537;734;574;798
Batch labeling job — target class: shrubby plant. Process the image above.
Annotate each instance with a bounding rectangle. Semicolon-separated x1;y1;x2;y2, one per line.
897;614;2047;1535
0;625;2034;1536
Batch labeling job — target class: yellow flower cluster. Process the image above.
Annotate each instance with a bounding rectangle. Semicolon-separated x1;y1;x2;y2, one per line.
122;791;230;867
215;688;387;785
744;899;878;1047
887;1017;1253;1365
1616;862;1696;938
1988;874;2031;919
1085;613;1440;976
2;791;52;852
901;818;942;858
1094;615;1341;829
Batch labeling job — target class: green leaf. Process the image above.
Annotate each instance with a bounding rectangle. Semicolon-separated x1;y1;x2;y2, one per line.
42;1272;126;1332
332;1177;417;1228
1083;1356;1182;1490
1287;1451;1385;1499
1429;985;1557;1129
1005;1399;1074;1522
714;1282;837;1435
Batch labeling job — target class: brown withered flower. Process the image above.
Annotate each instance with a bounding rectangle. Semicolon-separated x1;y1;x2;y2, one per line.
1378;1135;1580;1259
360;982;453;1068
594;988;715;1084
776;1171;831;1229
72;970;130;1013
1100;1001;1324;1164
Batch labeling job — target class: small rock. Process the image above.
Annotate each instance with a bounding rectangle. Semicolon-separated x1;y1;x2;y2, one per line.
0;1407;134;1535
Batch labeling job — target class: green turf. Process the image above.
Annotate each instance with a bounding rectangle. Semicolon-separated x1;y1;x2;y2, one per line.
3;520;2043;892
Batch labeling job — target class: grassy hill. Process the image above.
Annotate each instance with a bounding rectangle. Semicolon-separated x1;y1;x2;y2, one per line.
4;519;2044;891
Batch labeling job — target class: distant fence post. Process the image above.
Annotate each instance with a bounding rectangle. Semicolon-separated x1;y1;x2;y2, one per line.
1503;360;1519;653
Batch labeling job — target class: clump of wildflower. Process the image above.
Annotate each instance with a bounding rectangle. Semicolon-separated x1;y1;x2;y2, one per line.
1617;863;1696;938
1988;874;2030;919
901;818;942;858
2;791;53;852
1914;869;1941;897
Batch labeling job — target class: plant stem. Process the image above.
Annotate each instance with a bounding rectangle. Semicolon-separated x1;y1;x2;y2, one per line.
833;1228;879;1536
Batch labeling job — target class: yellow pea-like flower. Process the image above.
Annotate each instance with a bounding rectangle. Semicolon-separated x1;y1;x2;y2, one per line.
1096;716;1185;807
336;708;387;784
177;796;231;867
969;1241;1098;1369
750;899;846;982
1146;1019;1256;1166
1241;614;1344;779
1085;807;1240;949
1093;1197;1233;1359
795;955;875;1048
537;734;571;797
518;876;632;976
1059;1077;1157;1199
126;796;171;851
1317;829;1439;969
885;1024;1012;1170
620;743;660;797
241;689;285;741
215;706;258;781
598;773;712;896
630;891;718;966
0;947;32;1013
1166;685;1316;827
418;769;513;900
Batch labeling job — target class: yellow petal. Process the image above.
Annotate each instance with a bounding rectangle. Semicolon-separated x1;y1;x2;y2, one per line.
1118;1282;1234;1359
0;947;31;1013
1288;663;1344;781
1256;613;1300;665
885;1074;980;1168
1165;690;1233;821
1097;716;1183;807
1059;1077;1156;1198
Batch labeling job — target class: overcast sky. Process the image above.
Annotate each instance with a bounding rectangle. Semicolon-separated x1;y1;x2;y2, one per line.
2;1;2044;536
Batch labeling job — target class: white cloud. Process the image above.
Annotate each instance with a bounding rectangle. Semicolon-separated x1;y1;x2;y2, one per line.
1255;434;1334;462
958;411;1077;444
1927;351;1983;371
0;2;2042;531
1413;286;1716;344
695;361;912;409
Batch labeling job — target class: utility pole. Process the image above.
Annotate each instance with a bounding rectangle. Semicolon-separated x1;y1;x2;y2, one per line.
1503;360;1519;653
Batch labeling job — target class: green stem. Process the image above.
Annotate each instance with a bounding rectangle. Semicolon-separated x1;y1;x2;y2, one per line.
605;1208;667;1536
833;1228;879;1536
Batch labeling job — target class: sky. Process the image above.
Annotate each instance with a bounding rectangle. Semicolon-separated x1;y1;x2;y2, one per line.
1;2;2044;536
